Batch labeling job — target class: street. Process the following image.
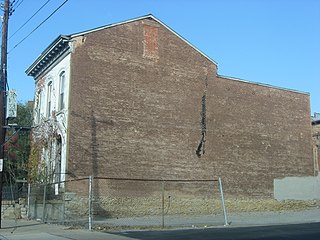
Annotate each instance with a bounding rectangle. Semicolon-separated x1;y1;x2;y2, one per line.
115;222;320;240
1;217;320;240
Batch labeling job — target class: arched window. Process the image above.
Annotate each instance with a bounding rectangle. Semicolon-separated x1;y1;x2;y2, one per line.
47;81;53;117
59;72;65;110
55;135;62;183
36;89;42;123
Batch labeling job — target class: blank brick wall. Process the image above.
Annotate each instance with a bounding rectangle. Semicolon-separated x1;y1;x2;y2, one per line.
67;18;313;198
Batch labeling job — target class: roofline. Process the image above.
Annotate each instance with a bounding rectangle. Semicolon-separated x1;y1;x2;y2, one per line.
151;15;218;66
70;14;154;37
312;120;320;125
217;74;310;95
70;14;218;66
25;35;70;76
26;14;218;77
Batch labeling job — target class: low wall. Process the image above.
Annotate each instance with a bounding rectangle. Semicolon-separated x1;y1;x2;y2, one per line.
1;199;27;219
274;176;320;201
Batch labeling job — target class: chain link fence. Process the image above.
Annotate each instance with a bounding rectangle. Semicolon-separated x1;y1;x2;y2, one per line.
27;178;90;227
27;177;228;230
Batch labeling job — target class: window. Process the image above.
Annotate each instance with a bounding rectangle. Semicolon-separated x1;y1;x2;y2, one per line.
36;90;42;123
55;135;62;183
47;81;52;117
59;72;65;110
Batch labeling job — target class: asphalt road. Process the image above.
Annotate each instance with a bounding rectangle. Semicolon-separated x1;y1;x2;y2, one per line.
115;222;320;240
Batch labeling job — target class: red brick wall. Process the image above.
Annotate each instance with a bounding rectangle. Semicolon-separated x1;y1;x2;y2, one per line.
67;18;313;197
206;77;313;196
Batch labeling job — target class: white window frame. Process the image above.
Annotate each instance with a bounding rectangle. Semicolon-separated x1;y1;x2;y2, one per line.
47;81;53;117
59;71;65;111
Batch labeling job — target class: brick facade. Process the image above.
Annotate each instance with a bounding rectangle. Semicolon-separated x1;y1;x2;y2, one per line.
65;17;313;198
27;15;314;199
207;76;313;196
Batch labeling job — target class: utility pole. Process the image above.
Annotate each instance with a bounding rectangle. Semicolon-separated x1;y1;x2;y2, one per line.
0;0;9;229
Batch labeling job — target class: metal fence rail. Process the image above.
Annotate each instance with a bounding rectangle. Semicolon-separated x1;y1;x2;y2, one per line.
27;177;228;230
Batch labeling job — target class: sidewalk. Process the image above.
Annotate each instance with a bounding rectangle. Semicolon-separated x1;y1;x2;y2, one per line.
225;208;320;226
1;208;320;240
0;220;134;240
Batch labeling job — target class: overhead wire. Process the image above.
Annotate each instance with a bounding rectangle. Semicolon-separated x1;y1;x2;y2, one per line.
12;0;24;11
8;0;69;54
8;0;24;16
1;127;23;148
10;0;17;6
9;0;52;40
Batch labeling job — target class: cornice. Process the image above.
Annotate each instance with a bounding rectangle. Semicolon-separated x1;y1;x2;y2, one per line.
26;36;71;79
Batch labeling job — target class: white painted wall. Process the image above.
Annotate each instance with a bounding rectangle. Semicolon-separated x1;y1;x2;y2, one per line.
33;53;71;184
274;176;320;200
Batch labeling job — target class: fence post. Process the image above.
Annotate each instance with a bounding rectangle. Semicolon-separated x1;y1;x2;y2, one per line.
42;184;47;222
161;181;165;229
218;177;229;226
61;190;65;225
88;176;93;231
27;183;31;219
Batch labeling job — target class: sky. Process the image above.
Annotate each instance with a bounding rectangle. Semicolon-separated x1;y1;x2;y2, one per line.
4;0;320;114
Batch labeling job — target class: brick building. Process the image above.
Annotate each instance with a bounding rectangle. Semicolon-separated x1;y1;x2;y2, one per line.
26;15;313;198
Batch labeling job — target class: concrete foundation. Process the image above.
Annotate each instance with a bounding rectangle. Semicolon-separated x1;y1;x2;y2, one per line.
274;176;320;201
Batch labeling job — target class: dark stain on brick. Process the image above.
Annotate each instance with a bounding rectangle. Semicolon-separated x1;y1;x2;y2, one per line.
196;75;208;157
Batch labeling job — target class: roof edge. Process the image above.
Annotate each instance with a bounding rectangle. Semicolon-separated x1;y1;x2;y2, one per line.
148;15;218;66
70;14;154;37
26;35;70;76
26;14;218;77
70;14;218;66
312;120;320;125
218;74;310;95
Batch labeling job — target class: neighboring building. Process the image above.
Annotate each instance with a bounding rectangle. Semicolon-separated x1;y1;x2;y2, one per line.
26;15;313;198
312;113;320;175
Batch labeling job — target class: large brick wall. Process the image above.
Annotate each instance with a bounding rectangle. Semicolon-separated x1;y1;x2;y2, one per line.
67;17;313;198
206;77;313;197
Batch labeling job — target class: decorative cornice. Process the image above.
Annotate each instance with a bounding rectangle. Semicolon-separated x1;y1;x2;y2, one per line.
26;35;71;79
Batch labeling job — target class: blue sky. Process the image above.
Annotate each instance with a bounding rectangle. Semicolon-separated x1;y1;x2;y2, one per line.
5;0;320;114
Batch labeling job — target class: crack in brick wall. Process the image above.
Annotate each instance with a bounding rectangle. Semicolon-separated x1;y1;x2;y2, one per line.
196;75;208;157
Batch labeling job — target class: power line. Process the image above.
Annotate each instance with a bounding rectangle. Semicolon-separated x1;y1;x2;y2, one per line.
11;0;24;11
9;0;52;40
2;127;22;148
8;0;69;54
8;0;24;16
